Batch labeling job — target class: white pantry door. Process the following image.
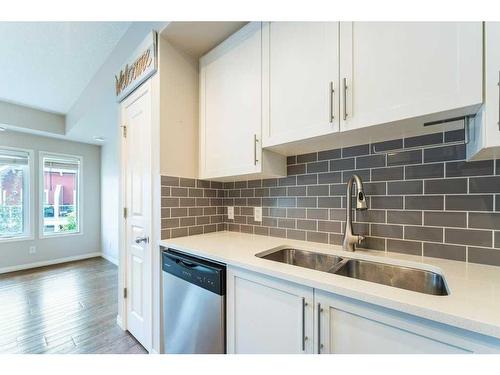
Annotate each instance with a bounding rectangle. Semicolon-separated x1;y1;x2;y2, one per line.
122;80;153;351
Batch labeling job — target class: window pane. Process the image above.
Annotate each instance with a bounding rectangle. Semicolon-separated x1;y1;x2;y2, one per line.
0;150;29;238
42;155;80;235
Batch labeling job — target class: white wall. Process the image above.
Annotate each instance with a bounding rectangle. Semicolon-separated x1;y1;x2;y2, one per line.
66;22;168;266
0;131;101;272
159;36;199;178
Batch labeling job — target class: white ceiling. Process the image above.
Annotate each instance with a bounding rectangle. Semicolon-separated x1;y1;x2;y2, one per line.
161;22;247;57
0;22;131;114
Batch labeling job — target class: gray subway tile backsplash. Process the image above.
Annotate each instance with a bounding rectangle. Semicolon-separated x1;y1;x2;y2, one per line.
424;211;467;228
387;181;423;195
423;242;466;262
330;158;355;171
387;239;422;256
445;195;493;212
404;133;443;148
297;152;317;164
161;130;500;266
387;210;422;225
387;149;422;166
404;226;443;242
372;139;403;153
405;163;444;179
342;144;370;158
468;247;500;267
468;212;500;230
446;160;494;177
444;129;465;143
423;144;465;163
424;178;468;194
356;154;386;169
469;176;500;193
405;195;444;210
318;148;341;161
371;166;404;181
445;228;493;247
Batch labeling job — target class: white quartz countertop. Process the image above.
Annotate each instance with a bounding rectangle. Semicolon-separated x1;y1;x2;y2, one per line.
160;231;500;340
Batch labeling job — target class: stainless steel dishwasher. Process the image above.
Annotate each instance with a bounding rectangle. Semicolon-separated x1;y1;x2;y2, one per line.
161;248;226;354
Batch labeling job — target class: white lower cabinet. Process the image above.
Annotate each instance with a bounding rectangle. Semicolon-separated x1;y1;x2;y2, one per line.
314;290;473;354
226;267;314;354
226;267;500;354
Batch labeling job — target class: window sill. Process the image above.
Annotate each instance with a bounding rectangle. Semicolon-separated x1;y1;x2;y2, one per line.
39;231;83;240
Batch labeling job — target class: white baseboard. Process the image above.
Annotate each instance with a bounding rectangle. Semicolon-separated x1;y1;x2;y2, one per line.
101;252;118;266
0;252;102;274
116;314;125;330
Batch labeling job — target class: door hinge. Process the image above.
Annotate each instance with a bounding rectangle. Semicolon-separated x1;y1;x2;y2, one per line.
123;288;127;299
121;125;127;138
123;207;128;219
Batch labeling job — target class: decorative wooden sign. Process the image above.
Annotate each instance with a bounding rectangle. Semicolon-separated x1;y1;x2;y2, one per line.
115;31;158;102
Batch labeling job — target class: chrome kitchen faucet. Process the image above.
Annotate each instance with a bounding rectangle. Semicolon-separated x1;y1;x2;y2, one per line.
343;174;368;252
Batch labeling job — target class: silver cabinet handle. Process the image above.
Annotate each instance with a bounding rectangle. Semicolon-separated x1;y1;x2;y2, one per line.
253;134;259;165
317;303;323;354
135;236;149;244
302;298;308;351
329;81;335;123
498;71;500;130
342;77;348;121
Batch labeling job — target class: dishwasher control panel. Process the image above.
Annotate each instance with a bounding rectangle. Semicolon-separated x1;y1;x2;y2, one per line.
162;248;226;295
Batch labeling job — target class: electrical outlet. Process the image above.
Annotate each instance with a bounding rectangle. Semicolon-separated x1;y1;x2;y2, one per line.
29;246;36;255
227;206;234;220
254;207;262;222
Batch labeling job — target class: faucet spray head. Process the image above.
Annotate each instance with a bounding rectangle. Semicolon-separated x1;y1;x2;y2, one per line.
356;191;367;210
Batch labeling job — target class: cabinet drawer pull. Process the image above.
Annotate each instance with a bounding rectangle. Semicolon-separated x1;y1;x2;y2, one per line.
254;134;259;165
329;81;335;123
343;77;348;121
498;71;500;131
302;298;307;351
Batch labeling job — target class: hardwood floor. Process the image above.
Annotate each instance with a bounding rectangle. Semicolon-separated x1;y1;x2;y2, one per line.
0;257;147;354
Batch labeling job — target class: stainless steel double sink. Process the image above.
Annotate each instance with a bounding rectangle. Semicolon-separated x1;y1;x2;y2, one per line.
256;248;448;296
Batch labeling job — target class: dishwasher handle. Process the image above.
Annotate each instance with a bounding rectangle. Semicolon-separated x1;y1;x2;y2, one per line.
164;253;198;269
162;249;226;295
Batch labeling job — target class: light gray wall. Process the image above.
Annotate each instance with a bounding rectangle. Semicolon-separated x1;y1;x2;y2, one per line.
0;131;101;271
66;21;168;265
0;99;65;136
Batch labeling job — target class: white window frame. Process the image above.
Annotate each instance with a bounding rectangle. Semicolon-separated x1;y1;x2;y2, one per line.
0;146;34;243
39;151;83;239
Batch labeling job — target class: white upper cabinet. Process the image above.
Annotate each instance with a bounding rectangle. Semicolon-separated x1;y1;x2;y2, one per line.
468;22;500;160
200;22;484;178
199;22;285;180
262;22;340;147
340;22;483;132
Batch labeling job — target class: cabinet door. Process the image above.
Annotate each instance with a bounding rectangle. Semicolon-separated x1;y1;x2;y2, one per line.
315;290;470;354
468;22;500;159
262;22;340;147
199;22;262;178
340;22;482;132
227;267;314;354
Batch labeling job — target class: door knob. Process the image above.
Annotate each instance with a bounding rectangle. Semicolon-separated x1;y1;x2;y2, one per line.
135;236;149;244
